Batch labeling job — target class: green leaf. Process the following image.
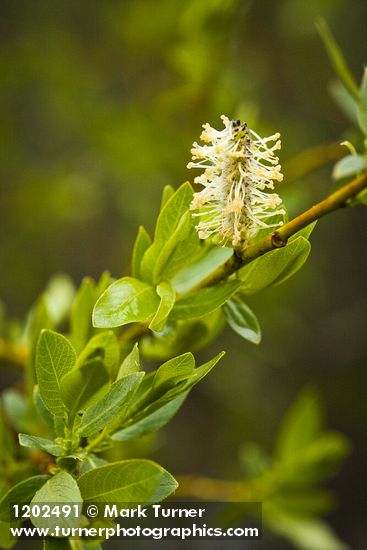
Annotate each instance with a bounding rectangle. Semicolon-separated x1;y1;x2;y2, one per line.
76;331;120;377
152;353;195;394
316;17;359;100
181;352;224;391
152;182;193;247
250;210;288;244
54;417;65;438
223;296;261;344
358;103;367;136
93;277;160;328
358;67;367;135
70;277;96;353
78;373;144;436
349;187;367;206
275;390;350;485
141;309;225;360
33;386;54;430
266;512;349;550
70;274;112;352
130;352;223;421
118;343;140;378
160;185;175;208
79;455;108;474
172;246;232;294
360;66;367;103
145;352;224;412
60;360;110;419
276;388;324;460
239;237;311;295
18;434;64;456
36;330;76;416
332;154;367;180
0;476;50;522
131;226;152;279
329;80;358;124
153;211;201;283
2;390;35;433
112;393;187;441
290;221;317;241
149;282;176;332
278;433;350;485
31;472;82;530
139;245;160;284
119;354;191;420
170;280;241;321
96;271;113;296
153;210;192;280
238;442;271;479
156;231;202;283
139;354;193;399
23;297;53;357
78;460;177;503
43;273;75;325
140;183;194;282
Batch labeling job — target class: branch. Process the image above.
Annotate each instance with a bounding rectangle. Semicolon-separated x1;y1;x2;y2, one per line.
117;171;367;344
196;170;367;288
4;173;366;362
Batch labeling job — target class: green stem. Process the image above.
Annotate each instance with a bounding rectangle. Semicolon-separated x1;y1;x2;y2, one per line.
316;17;360;100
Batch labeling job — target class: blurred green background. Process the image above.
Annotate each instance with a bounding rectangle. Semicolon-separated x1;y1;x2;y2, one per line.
1;0;366;548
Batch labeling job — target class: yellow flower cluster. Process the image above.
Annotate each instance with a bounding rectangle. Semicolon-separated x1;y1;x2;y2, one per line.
188;116;285;248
